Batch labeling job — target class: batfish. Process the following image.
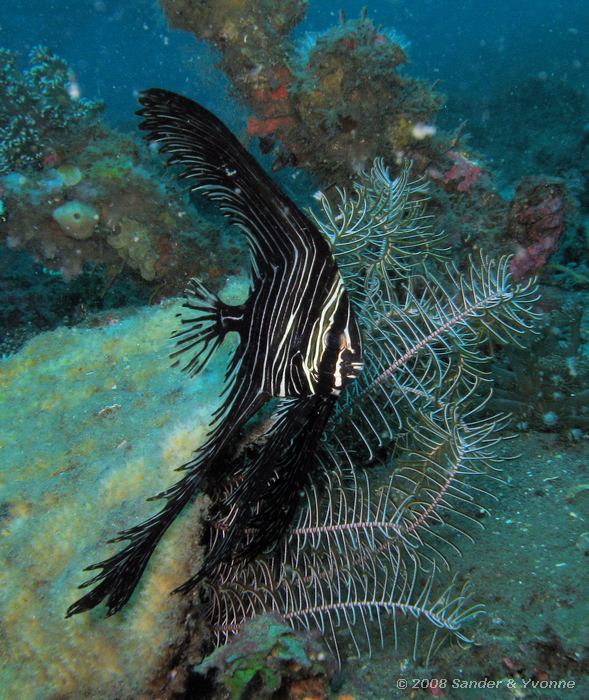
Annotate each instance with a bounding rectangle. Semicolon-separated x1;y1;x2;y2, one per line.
67;89;363;617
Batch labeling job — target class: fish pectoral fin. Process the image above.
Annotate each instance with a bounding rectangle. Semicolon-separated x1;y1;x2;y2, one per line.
170;277;244;378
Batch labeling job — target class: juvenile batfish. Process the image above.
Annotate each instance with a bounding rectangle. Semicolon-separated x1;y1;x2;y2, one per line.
67;89;363;617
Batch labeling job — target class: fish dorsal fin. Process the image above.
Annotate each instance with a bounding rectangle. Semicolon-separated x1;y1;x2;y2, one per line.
137;89;332;280
171;277;244;378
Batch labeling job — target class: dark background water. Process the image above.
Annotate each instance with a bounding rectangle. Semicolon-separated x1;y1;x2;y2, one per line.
2;0;588;134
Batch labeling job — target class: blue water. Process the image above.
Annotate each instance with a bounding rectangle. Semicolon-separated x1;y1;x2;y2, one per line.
3;0;588;130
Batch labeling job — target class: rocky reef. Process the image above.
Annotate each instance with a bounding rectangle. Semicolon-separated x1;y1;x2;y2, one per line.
0;101;240;287
0;46;247;357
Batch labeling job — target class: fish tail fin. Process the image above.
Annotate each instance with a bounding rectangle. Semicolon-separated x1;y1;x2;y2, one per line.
170;277;242;378
66;474;199;618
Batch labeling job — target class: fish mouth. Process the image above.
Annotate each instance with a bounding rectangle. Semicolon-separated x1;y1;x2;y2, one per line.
344;359;364;380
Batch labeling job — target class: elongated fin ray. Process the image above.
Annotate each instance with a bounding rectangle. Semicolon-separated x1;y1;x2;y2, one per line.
66;473;198;617
66;386;268;617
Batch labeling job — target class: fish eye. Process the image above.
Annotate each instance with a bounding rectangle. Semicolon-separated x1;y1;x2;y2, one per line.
323;330;346;350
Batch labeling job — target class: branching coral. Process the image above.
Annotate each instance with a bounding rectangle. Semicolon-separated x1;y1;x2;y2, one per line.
199;162;539;664
0;46;103;173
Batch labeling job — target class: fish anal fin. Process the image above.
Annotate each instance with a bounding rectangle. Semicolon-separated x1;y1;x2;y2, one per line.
66;474;200;618
171;277;245;378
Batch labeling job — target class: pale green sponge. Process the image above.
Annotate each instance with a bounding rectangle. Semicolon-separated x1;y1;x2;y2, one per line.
52;199;99;240
0;280;246;699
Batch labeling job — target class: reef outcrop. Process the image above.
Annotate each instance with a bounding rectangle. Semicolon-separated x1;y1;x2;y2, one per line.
0;46;245;294
159;2;443;182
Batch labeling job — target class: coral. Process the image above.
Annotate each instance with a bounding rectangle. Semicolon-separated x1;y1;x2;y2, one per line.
107;216;160;281
438;149;484;193
160;0;305;50
506;176;566;279
0;283;247;699
286;15;442;179
0;45;246;293
52;200;99;240
57;164;83;187
194;614;333;699
0;46;103;173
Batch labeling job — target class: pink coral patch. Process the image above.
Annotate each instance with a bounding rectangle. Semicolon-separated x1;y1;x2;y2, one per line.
442;150;482;192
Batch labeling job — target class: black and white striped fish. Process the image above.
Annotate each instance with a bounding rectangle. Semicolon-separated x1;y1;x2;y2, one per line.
66;89;363;618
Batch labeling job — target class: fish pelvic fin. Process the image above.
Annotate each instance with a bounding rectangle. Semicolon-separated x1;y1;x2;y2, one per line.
170;277;245;378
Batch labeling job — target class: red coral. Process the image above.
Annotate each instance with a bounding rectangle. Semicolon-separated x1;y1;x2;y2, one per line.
252;82;290;107
507;177;566;279
269;83;289;102
247;115;295;137
441;150;482;193
247;67;295;138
